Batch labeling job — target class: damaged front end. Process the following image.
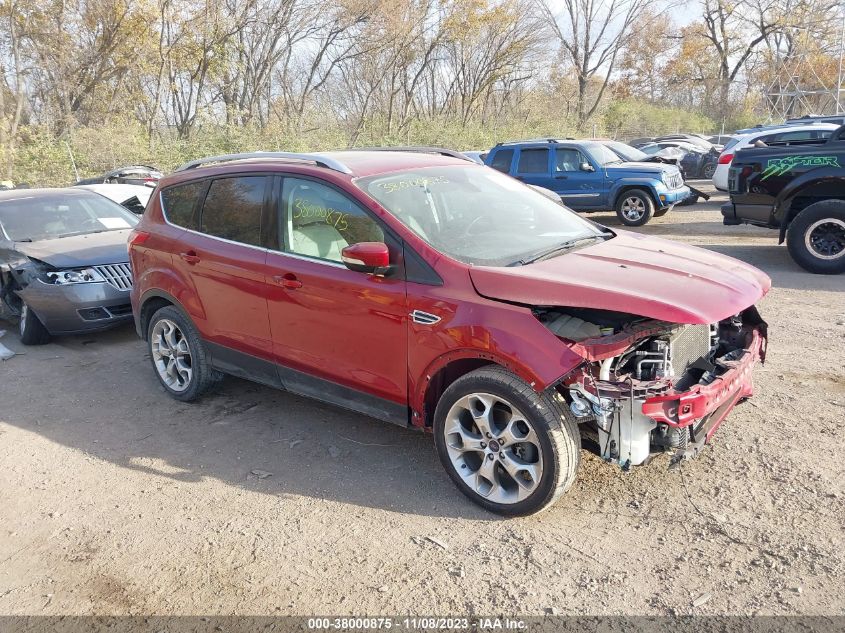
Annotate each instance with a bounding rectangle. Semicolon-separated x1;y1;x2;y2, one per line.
536;306;768;469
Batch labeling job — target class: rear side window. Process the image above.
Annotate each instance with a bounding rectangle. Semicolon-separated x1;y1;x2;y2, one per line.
517;149;549;173
762;130;829;143
161;181;204;229
200;176;266;246
120;196;145;214
489;149;514;173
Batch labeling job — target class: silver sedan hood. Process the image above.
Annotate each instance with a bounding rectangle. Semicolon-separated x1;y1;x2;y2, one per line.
14;230;132;268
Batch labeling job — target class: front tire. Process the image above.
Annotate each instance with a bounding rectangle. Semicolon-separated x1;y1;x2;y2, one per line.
615;189;656;226
701;162;716;180
786;200;845;274
147;305;222;401
19;302;51;345
433;366;581;516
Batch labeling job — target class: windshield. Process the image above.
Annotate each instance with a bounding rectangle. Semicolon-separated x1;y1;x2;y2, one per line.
358;166;606;267
603;142;647;162
0;192;139;241
585;143;624;165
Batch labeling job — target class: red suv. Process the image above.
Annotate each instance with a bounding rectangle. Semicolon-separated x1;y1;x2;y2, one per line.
129;149;770;515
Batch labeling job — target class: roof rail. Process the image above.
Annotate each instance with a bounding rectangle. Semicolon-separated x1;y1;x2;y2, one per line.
494;138;571;147
349;146;473;162
174;152;353;175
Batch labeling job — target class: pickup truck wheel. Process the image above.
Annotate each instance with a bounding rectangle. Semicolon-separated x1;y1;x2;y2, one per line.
786;201;845;274
615;189;655;226
433;366;580;516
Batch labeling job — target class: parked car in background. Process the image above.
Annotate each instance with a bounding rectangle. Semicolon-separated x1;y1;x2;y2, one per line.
596;141;709;206
76;183;153;214
785;114;845;126
653;134;717;151
707;135;737;146
0;188;139;344
636;141;719;180
76;165;162;187
129;149;769;515
722;125;845;274
461;150;488;164
484;139;689;226
712;124;839;191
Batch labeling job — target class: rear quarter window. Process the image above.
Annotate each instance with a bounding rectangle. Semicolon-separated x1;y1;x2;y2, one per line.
517;148;549;173
490;149;514;173
161;181;204;229
200;176;266;246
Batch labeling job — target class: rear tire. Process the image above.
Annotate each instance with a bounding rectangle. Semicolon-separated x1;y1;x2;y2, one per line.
147;305;222;401
19;302;51;345
433;366;581;516
615;189;656;226
786;200;845;274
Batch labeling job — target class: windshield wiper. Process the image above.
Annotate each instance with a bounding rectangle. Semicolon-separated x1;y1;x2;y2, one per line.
511;233;611;266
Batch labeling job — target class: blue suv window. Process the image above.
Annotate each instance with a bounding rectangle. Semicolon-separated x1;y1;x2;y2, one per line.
517;149;548;173
490;149;514;173
555;149;586;172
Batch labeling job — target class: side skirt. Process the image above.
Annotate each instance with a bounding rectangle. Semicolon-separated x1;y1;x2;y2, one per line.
206;341;410;428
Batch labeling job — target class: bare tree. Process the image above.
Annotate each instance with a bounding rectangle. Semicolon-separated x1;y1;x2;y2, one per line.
697;0;786;118
0;0;27;177
537;0;650;127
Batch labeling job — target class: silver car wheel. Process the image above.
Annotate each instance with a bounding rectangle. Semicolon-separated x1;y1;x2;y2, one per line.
621;196;646;221
150;318;193;392
442;393;543;505
19;303;27;336
805;218;845;260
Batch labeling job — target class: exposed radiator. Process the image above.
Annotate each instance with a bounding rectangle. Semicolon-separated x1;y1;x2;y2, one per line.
669;324;712;376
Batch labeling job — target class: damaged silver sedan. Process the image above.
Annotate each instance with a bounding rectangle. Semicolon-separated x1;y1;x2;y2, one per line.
0;188;138;344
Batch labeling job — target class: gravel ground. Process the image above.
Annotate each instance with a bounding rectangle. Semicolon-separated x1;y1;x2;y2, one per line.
0;184;843;617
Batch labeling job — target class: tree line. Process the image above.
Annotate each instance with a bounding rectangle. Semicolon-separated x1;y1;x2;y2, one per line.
0;0;842;181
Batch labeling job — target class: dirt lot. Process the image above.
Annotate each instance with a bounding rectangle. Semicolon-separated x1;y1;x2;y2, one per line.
1;184;843;617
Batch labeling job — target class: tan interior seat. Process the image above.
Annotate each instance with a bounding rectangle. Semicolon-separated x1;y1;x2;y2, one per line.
288;184;349;261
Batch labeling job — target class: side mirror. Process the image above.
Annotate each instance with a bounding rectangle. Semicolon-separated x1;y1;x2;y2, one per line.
341;242;393;276
580;162;595;172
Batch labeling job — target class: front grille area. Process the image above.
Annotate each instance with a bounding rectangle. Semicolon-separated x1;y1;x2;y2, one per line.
669;324;712;376
666;172;684;190
94;263;133;291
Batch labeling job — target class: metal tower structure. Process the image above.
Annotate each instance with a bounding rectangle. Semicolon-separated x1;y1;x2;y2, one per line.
765;2;845;118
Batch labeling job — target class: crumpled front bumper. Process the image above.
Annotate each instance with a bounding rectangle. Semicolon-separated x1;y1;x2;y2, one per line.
17;279;133;335
641;329;765;445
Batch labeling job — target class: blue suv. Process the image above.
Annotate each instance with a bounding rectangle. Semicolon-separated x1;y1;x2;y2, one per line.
485;139;690;226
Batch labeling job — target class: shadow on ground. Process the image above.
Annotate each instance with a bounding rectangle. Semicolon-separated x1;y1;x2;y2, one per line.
0;324;497;521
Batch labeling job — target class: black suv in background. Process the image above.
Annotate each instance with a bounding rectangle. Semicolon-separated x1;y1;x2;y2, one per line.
722;125;845;274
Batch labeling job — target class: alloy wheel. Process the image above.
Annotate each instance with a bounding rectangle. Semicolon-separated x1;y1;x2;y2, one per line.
150;318;193;392
806;218;845;260
621;197;646;222
442;393;543;505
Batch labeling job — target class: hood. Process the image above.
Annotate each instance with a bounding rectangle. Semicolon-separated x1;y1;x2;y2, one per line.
606;161;677;176
469;231;771;324
14;230;132;268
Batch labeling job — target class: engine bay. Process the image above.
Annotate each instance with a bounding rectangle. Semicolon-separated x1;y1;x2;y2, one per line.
536;305;767;468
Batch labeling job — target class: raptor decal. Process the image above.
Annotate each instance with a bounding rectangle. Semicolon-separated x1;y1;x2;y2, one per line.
760;155;841;180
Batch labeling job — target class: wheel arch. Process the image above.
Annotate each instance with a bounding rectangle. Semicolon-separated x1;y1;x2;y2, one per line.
773;169;845;243
414;349;575;429
137;289;191;341
611;182;658;208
